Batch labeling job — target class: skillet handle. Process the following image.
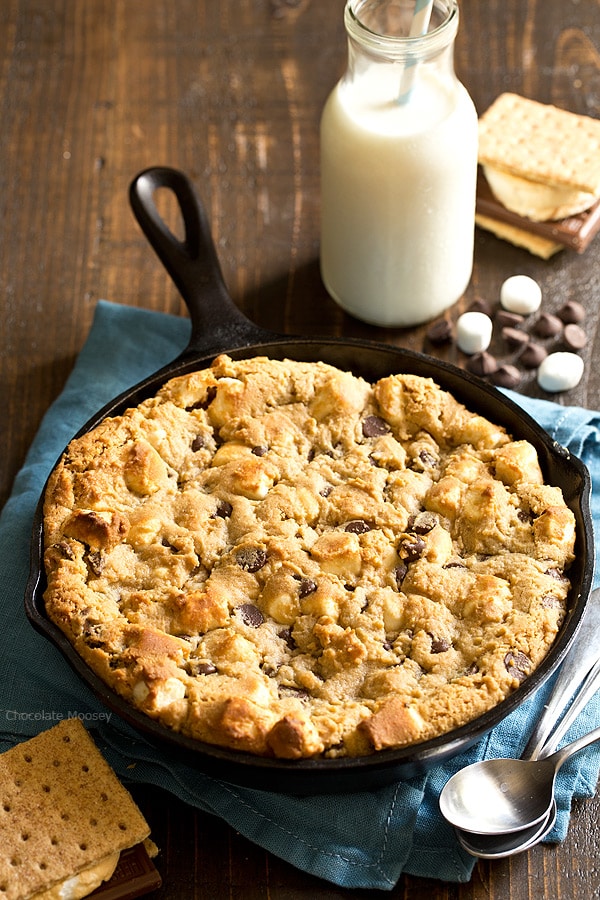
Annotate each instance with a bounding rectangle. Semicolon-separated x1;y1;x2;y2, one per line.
129;166;276;358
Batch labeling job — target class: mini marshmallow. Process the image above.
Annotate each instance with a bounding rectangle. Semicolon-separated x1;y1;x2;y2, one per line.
537;352;584;392
456;311;493;355
500;275;542;315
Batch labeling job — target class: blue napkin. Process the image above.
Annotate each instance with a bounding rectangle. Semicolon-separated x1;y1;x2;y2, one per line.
1;300;599;889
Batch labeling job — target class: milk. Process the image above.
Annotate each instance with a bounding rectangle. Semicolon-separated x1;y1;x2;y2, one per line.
320;4;478;328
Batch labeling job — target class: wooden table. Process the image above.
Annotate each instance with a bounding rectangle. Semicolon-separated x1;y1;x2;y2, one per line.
1;1;599;896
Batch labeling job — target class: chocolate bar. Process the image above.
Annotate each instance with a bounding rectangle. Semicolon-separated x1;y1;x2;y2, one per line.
89;843;162;899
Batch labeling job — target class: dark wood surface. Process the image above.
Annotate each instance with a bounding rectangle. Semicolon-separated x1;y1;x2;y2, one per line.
2;1;599;896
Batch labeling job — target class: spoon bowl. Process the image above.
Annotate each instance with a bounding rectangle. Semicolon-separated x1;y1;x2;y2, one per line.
456;801;558;859
440;724;600;835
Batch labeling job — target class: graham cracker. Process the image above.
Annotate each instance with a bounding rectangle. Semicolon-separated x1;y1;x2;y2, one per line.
475;213;563;259
0;718;150;900
478;92;600;194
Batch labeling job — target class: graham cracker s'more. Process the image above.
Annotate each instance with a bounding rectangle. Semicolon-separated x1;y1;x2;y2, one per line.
0;718;154;900
479;92;600;196
476;93;600;255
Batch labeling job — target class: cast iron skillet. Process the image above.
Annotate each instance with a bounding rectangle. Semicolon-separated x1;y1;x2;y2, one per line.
25;166;594;793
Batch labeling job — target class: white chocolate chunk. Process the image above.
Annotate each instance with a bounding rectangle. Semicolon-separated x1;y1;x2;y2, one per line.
133;680;151;702
537;352;584;392
500;275;542;315
154;676;187;708
456;311;493;355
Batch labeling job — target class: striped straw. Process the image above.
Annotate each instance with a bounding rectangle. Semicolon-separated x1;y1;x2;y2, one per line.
397;0;434;104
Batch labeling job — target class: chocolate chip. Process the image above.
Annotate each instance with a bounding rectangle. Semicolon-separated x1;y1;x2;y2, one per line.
393;563;408;588
398;535;426;563
345;519;373;534
409;511;438;534
214;500;233;518
426;318;453;344
252;445;269;456
278;685;310;699
186;385;217;411
193;661;218;676
557;300;585;324
416;449;437;468
563;323;587;350
545;567;568;582
491;364;521;388
191;434;206;451
203;385;218;408
520;342;548;369
429;635;451;653
362;415;391;437
504;650;531;683
85;635;105;651
319;485;333;498
54;541;75;560
278;627;296;650
84;621;103;638
237;603;264;627
298;577;318;598
502;326;529;350
495;309;524;329
466;351;497;376
235;547;268;572
533;313;563;338
87;551;105;576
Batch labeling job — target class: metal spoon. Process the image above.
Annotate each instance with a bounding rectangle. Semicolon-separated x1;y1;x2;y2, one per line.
454;660;600;859
440;723;600;835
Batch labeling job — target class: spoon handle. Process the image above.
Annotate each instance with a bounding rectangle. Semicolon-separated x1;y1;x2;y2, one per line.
536;656;600;759
522;587;600;761
550;723;600;772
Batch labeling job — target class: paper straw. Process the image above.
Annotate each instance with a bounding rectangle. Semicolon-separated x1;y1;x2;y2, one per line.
397;0;434;104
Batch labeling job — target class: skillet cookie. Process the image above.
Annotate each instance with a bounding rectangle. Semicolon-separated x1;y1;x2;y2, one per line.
42;355;575;758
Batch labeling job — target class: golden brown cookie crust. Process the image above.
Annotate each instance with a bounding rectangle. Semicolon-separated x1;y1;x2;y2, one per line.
42;356;575;758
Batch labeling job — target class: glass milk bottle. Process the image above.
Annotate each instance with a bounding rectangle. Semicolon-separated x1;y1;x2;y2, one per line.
320;0;478;328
